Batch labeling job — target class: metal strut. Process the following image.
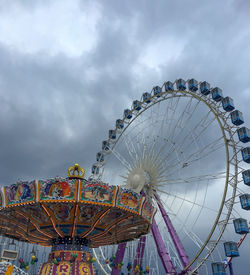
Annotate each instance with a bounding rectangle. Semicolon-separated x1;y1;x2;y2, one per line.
133;236;146;271
151;218;177;274
111;242;126;275
228;262;234;275
154;193;192;273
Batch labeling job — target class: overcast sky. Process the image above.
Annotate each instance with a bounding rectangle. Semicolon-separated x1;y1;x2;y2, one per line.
0;0;249;274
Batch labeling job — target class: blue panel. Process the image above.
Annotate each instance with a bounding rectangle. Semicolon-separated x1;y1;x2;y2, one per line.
231;110;244;126
241;148;250;163
224;242;239;257
109;130;116;140
242;169;250;185
116;119;124;130
211;262;226;275
211;87;223;101
76;227;86;235
188;79;198;91
222;96;235;112
233;218;249;234
92;165;99;174
176;79;186;90
164;81;174;91
124;109;132;119
240;194;250;210
142;92;151;103
102;140;110;151
96;152;104;162
60;226;71;235
153;86;162;97
237;127;250;143
200;81;210;95
133;100;142;111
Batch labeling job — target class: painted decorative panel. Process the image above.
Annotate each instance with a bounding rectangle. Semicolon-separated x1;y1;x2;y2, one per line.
116;188;144;214
97;208;128;228
80;180;116;206
47;203;74;222
142;199;156;223
22;204;49;224
39;178;77;201
78;204;106;224
4;181;35;206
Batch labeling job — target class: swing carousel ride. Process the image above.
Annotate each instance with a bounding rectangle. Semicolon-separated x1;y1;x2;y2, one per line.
0;164;155;275
0;78;249;275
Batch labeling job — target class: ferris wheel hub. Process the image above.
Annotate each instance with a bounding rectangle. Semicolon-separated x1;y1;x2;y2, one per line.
126;167;146;193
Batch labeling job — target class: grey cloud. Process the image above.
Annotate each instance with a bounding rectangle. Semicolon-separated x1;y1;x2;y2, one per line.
0;0;249;274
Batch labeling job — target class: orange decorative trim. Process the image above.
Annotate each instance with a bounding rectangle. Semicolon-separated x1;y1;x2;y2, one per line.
71;204;79;238
112;186;117;205
41;204;63;238
38;181;41;202
71;179;80;237
0;225;22;238
78;200;114;207
92;222;148;246
0;218;48;244
80;207;111;238
16;209;53;239
3;187;7;207
90;214;133;240
39;199;76;203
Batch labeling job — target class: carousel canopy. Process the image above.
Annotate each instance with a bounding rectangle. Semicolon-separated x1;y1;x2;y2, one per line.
0;164;155;248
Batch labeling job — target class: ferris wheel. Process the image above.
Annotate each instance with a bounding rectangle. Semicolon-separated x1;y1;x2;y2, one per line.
90;79;250;274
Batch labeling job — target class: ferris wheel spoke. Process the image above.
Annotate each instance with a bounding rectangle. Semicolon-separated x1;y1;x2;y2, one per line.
154;193;191;270
158;198;211;266
155;172;227;186
160;189;200;236
183;228;210;251
109;146;132;171
156;97;173;139
160;191;210;252
122;135;138;169
161;229;183;269
152;113;217;175
163;110;217;166
158;136;224;178
167;96;199;143
156;188;223;215
163;96;181;139
149;101;161;126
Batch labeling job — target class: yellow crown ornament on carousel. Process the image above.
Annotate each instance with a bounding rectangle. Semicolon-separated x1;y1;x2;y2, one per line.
67;163;85;179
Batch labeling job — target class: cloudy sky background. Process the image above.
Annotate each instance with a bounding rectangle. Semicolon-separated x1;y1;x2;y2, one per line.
0;0;249;274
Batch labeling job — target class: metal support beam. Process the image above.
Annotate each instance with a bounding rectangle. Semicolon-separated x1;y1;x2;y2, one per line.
151;218;177;274
111;242;126;275
155;193;191;272
133;236;146;271
228;262;234;275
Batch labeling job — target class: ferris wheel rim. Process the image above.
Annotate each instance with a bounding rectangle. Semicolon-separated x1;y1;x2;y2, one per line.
91;81;241;274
